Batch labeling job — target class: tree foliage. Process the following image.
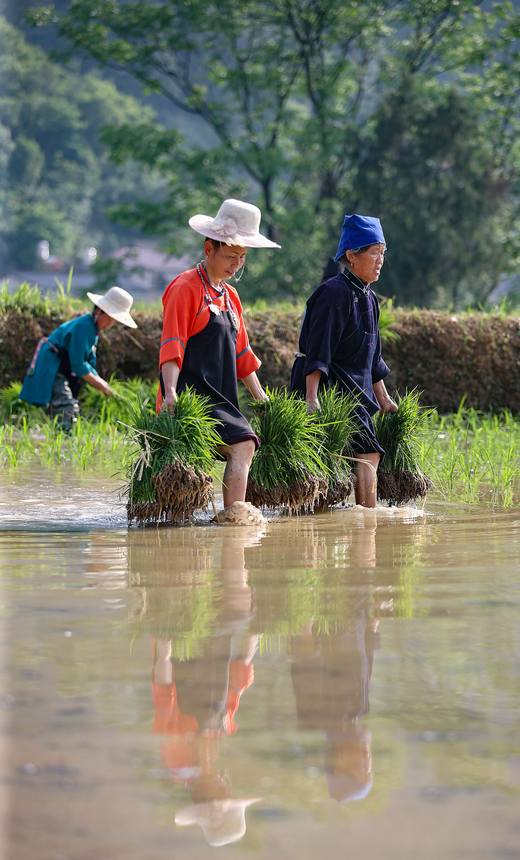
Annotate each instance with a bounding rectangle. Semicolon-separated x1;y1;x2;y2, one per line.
27;0;520;305
353;83;510;306
0;15;161;269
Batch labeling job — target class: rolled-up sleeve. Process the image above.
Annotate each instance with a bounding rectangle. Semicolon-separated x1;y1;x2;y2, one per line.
303;285;352;378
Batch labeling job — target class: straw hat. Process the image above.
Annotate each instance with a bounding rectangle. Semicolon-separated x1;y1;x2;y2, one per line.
175;798;262;847
189;199;281;249
86;286;137;329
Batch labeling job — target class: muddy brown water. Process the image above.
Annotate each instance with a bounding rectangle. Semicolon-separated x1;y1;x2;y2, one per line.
1;465;519;860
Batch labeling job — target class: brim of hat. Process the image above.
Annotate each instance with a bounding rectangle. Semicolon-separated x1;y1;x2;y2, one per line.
87;292;138;328
189;215;280;249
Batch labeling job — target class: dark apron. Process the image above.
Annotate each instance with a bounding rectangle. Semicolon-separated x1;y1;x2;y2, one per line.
161;306;258;447
56;346;82;399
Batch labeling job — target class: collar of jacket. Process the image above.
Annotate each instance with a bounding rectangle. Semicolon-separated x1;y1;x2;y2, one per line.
342;268;370;295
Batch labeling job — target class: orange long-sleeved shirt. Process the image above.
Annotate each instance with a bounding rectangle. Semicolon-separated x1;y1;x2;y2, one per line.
152;660;255;780
159;268;261;378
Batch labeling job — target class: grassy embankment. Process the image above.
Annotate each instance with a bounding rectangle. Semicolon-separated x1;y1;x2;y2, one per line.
1;283;520;506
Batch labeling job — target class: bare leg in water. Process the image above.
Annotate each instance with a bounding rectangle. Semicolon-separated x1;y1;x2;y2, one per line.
354;452;380;508
216;439;256;507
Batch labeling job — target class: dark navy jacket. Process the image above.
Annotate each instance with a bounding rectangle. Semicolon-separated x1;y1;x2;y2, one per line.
290;270;390;417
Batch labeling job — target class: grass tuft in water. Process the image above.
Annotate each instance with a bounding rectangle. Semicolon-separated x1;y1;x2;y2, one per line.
80;375;158;426
313;386;358;507
375;390;434;505
246;388;329;512
420;402;520;506
124;390;222;524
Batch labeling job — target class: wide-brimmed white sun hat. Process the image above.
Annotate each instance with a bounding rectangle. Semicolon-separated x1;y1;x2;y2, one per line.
175;798;262;847
86;286;138;329
189;198;281;249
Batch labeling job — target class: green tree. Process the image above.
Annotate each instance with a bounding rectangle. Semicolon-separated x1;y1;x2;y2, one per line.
28;0;520;305
353;83;510;306
0;15;161;269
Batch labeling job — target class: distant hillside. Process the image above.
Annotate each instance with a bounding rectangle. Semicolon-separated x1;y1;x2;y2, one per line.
0;16;167;272
0;0;207;142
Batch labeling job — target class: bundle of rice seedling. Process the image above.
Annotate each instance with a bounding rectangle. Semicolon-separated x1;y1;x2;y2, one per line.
124;390;222;525
313;386;359;508
81;374;157;425
374;389;434;505
245;388;329;513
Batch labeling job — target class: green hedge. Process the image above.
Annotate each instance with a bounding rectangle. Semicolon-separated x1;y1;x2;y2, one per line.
381;310;520;414
2;304;520;413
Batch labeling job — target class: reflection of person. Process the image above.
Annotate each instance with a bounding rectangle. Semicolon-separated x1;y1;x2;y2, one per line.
157;198;280;508
290;214;397;507
150;534;261;846
19;286;137;430
290;537;383;803
291;618;380;801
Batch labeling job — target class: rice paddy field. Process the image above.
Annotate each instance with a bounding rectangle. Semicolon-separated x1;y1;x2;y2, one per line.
2;381;520;860
1;392;519;508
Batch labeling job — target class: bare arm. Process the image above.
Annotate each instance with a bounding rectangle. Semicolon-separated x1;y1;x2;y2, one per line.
305;369;322;413
160;359;180;415
242;371;267;401
373;379;398;415
82;371;114;397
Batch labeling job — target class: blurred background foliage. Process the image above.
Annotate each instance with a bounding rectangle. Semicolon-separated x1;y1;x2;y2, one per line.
0;11;163;269
2;0;520;306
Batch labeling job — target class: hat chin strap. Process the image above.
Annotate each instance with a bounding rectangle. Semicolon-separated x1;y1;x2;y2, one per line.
217;245;247;282
232;259;246;281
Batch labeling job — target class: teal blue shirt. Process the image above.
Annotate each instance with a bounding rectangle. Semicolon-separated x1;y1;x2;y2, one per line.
20;313;99;406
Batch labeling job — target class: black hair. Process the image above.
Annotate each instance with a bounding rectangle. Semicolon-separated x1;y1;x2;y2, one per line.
205;237;222;249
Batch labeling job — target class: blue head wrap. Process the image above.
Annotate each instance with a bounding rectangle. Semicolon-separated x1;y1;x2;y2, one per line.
334;214;386;262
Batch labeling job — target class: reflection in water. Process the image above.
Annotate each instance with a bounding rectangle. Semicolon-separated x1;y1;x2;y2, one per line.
3;469;520;859
288;518;390;803
147;531;262;846
291;616;379;802
126;513;421;842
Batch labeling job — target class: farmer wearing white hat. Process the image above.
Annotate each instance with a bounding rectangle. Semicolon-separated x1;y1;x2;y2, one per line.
158;198;280;507
20;286;137;430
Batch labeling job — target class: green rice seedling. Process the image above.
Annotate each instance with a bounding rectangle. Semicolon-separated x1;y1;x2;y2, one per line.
475;411;520;506
313;386;359;508
377;297;400;343
80;375;157;425
374;389;434;505
420;409;464;497
0;426;19;467
246;388;329;513
418;403;520;506
0;381;44;424
0;398;129;471
124;389;222;525
0;280;83;316
19;417;37;458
